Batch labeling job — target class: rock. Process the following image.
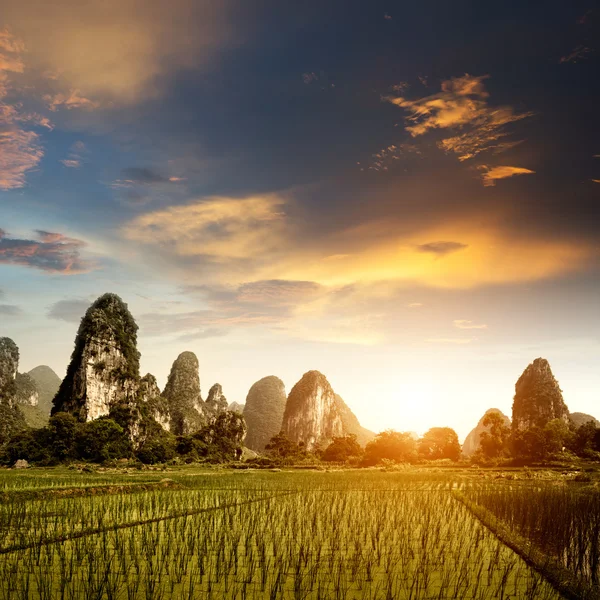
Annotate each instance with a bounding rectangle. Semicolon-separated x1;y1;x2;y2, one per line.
512;358;569;431
13;459;29;469
52;294;141;421
205;383;228;415
462;408;511;455
570;412;600;428
229;401;245;413
27;366;61;416
243;376;287;451
139;373;171;431
0;338;26;443
0;337;19;401
281;370;370;451
162;351;205;434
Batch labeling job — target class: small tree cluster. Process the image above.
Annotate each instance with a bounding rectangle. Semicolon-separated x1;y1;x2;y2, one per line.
1;413;132;465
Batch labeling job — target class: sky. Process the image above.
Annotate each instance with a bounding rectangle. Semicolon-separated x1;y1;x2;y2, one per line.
0;0;599;441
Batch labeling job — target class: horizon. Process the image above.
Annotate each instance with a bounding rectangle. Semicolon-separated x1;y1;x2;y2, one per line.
1;1;599;443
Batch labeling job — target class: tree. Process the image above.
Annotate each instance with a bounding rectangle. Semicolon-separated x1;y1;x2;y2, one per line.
47;412;78;461
568;420;599;457
322;434;363;462
363;430;417;465
418;427;461;461
75;417;132;462
137;434;176;464
511;418;570;461
479;412;511;459
265;432;306;461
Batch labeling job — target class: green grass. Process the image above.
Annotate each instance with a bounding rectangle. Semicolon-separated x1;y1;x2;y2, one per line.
0;467;582;599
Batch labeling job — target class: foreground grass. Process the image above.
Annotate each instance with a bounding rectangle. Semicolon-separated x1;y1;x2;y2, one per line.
0;467;567;599
457;480;600;599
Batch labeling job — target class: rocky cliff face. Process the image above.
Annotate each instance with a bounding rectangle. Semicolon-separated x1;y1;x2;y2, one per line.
462;408;511;455
52;294;140;421
139;373;170;431
243;376;287;451
205;383;228;416
282;370;360;451
0;337;19;403
512;358;569;432
0;338;26;443
162;351;205;434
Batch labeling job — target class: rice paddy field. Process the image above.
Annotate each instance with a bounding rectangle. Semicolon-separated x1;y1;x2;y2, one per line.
0;466;597;599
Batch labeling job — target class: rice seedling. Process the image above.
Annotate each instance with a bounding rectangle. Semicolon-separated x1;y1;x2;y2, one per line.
0;468;564;598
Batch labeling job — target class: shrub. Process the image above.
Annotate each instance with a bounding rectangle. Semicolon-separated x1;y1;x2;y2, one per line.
322;434;363;462
363;430;417;466
75;417;132;462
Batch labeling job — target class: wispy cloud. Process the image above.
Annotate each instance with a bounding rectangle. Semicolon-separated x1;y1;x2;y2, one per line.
416;241;468;256
0;229;95;273
47;298;92;321
0;30;51;189
110;166;185;205
60;140;86;168
478;165;535;186
386;74;532;162
453;319;487;330
122;195;289;277
45;89;100;111
0;304;22;316
560;45;593;64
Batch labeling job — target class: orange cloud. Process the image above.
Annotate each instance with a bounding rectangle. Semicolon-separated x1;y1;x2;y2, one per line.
0;128;44;190
123;195;594;290
0;30;50;189
2;0;233;105
478;165;535;186
45;89;100;111
386;74;532;161
122;195;290;280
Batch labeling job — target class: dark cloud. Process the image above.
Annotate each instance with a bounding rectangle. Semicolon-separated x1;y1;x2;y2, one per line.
0;304;23;316
0;229;94;273
46;298;91;322
120;167;169;184
416;241;468;256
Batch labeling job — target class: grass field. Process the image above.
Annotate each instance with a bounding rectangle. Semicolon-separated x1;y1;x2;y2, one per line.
0;466;595;599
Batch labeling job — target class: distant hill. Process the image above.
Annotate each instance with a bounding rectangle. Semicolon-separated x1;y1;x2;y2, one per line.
570;412;600;428
463;408;511;456
28;365;61;417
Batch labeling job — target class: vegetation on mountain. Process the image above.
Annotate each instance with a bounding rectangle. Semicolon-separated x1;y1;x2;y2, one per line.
52;293;140;420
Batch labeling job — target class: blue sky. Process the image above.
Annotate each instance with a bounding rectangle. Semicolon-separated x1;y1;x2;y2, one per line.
1;0;599;439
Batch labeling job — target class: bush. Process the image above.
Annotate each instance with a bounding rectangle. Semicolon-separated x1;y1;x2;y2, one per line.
418;427;461;461
1;429;51;465
137;435;177;464
322;435;363;462
363;430;417;466
75;417;132;462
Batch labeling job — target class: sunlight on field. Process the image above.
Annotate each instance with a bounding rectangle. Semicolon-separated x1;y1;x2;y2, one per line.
0;468;566;599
